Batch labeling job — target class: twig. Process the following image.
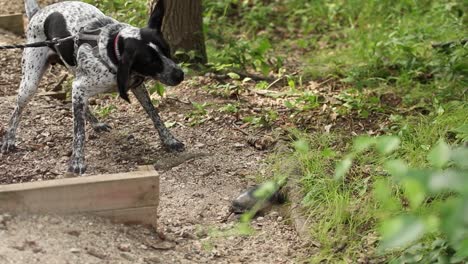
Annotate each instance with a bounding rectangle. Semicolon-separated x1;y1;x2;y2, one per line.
209;71;275;82
232;124;249;136
317;77;334;86
200;169;215;177
266;76;285;90
234;71;275;82
165;96;191;105
248;88;280;96
220;211;234;223
266;71;299;89
247;88;301;99
50;74;68;92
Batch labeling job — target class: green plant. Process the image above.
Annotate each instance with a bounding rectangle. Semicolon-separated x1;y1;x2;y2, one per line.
205;82;242;98
334;88;382;118
95;104;116;118
284;92;321;112
452;124;468;143
148;82;166;97
186;102;209;126
338;136;468;262
83;0;148;27
219;103;240;114
242;109;278;128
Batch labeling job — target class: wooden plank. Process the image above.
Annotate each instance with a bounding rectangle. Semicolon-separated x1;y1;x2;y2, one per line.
0;14;24;35
0;169;159;226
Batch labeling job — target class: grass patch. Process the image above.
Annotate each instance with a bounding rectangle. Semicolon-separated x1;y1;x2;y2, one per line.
267;100;467;262
391;101;468;165
269;133;381;262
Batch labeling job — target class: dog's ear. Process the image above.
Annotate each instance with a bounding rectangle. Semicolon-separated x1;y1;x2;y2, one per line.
148;0;164;31
117;48;136;103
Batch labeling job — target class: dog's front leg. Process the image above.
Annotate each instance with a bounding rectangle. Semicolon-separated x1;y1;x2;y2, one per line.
68;82;88;174
131;85;185;152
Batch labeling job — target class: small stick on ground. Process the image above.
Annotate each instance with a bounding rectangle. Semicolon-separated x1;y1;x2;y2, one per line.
265;71;299;90
200;169;215;177
232;125;249;136
165;96;191;105
220;211;234;223
209;71;275;82
50;74;68;92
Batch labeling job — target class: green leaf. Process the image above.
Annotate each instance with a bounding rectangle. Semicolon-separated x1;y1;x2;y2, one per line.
335;156;353;180
293;139;309;154
359;109;369;118
451;147;468;170
164;121;176;128
253;181;277;199
255;38;271;55
242;77;253;83
155;83;166;97
234;222;255;236
428;169;467;193
235;222;254;236
427;141;450;168
227;72;241;79
373;178;400;212
379;215;425;251
288;79;296;89
454;238;468;259
284;100;295;109
376;136;400;155
321;148;336;158
452;124;468;142
384;159;408;179
353;136;376;153
403;179;426;209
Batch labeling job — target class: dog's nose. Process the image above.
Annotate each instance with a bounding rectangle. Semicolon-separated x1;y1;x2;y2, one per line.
171;69;184;84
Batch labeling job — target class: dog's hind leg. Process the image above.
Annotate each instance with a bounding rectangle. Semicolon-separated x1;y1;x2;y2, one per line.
131;84;185;152
85;105;112;132
68;81;88;174
1;47;49;153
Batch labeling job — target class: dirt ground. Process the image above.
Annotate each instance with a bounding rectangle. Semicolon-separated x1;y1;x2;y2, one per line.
0;1;311;263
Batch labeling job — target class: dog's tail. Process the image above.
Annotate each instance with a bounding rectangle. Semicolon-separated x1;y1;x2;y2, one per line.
25;0;40;19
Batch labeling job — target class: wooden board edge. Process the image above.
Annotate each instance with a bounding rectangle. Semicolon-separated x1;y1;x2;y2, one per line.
0;167;159;227
0;169;159;192
0;14;24;35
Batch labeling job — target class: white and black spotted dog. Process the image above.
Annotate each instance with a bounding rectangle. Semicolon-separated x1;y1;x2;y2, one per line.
1;0;185;174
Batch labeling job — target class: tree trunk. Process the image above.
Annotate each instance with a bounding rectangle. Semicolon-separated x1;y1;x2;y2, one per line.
149;0;207;64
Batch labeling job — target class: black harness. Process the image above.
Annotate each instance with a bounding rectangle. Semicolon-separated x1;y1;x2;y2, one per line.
73;27;118;74
75;27;145;89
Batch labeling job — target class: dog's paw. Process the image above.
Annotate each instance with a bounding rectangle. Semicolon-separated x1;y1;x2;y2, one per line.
1;140;16;154
92;122;112;133
163;138;185;152
68;158;87;175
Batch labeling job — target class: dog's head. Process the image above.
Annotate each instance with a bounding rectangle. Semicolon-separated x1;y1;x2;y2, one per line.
117;0;184;102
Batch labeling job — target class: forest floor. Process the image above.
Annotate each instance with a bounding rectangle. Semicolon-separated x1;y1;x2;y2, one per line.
0;1;313;263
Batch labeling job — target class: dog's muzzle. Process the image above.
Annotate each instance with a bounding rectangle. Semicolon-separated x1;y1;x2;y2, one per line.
168;68;184;85
156;60;184;86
